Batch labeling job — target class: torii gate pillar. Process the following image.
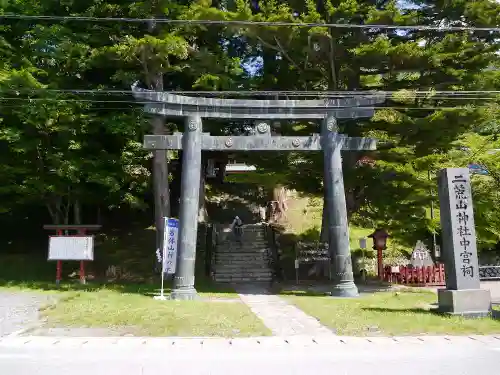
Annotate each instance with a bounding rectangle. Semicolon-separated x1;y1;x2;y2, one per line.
170;116;203;300
322;116;357;297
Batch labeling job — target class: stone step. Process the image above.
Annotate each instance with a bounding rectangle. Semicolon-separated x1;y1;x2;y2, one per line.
216;252;269;257
216;259;269;264
215;266;271;273
218;230;265;236
216;251;269;256
216;246;269;253
218;240;267;245
217;240;268;246
215;260;269;266
214;276;273;283
216;256;269;263
215;264;271;269
220;224;264;233
214;267;272;275
217;245;269;253
215;251;270;260
216;263;269;268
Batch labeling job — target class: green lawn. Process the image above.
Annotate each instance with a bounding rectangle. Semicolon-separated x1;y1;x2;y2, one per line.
38;287;270;337
282;290;500;336
0;279;270;337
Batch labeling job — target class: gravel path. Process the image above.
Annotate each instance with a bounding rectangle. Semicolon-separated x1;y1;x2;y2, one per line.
0;291;52;337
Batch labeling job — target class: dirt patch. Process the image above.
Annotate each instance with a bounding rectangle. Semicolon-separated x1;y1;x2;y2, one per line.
0;291;56;337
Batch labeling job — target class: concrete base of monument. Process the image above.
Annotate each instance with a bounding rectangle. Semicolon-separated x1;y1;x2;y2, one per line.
170;287;199;301
437;289;492;318
330;281;359;298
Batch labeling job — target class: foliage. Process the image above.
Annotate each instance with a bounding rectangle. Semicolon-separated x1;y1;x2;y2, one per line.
1;0;500;255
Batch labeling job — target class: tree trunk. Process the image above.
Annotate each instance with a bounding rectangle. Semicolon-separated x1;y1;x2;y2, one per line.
145;18;170;257
74;199;81;225
46;198;62;225
198;157;208;223
152;115;170;252
320;194;328;242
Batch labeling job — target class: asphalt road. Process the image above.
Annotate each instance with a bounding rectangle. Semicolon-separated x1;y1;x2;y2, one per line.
1;335;499;375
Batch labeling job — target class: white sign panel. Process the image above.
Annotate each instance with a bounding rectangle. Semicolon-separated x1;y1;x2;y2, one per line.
163;218;179;274
48;236;94;260
359;238;367;249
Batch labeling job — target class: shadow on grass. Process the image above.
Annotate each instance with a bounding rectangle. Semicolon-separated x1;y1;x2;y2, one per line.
0;276;238;297
274;280;397;298
362;306;500;321
277;290;327;297
361;307;440;315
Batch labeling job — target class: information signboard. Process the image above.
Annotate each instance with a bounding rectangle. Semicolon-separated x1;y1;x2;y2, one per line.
48;236;94;261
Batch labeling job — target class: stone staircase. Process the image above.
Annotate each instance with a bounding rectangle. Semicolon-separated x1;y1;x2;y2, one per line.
213;224;273;283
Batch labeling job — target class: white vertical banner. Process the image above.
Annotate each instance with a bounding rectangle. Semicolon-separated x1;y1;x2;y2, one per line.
155;217;180;300
163;217;179;274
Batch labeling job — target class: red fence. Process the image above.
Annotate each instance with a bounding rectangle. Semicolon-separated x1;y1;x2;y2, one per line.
383;264;446;286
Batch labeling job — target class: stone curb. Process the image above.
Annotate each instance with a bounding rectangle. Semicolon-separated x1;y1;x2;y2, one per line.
1;334;499;348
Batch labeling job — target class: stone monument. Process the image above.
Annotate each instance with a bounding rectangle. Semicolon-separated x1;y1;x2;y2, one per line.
132;83;384;299
410;240;434;268
437;168;491;317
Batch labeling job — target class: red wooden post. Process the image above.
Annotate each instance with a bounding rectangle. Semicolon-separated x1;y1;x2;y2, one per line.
368;229;389;281
56;260;62;286
377;248;383;280
438;263;444;284
56;229;63;286
387;266;392;282
78;229;86;285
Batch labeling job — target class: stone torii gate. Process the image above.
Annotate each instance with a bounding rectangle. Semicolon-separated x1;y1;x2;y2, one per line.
132;84;384;300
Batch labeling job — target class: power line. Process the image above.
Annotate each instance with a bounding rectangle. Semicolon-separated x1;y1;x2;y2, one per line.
2;88;500;98
0;97;495;111
0;104;143;111
0;96;498;103
2;13;500;32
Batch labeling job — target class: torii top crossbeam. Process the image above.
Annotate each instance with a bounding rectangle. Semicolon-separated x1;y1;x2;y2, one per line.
131;84;385;120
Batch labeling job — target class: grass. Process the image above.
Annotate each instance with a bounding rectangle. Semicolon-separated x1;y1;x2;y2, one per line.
282;290;500;336
40;288;271;337
0;276;271;337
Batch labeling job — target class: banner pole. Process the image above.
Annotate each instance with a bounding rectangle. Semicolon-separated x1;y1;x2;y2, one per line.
154;217;168;300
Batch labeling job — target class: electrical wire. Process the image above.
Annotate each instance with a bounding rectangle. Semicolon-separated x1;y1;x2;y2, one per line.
1;96;500;103
0;98;495;111
2;88;500;99
1;13;500;32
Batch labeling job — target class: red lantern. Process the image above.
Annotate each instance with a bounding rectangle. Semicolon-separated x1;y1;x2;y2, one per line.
368;229;390;280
